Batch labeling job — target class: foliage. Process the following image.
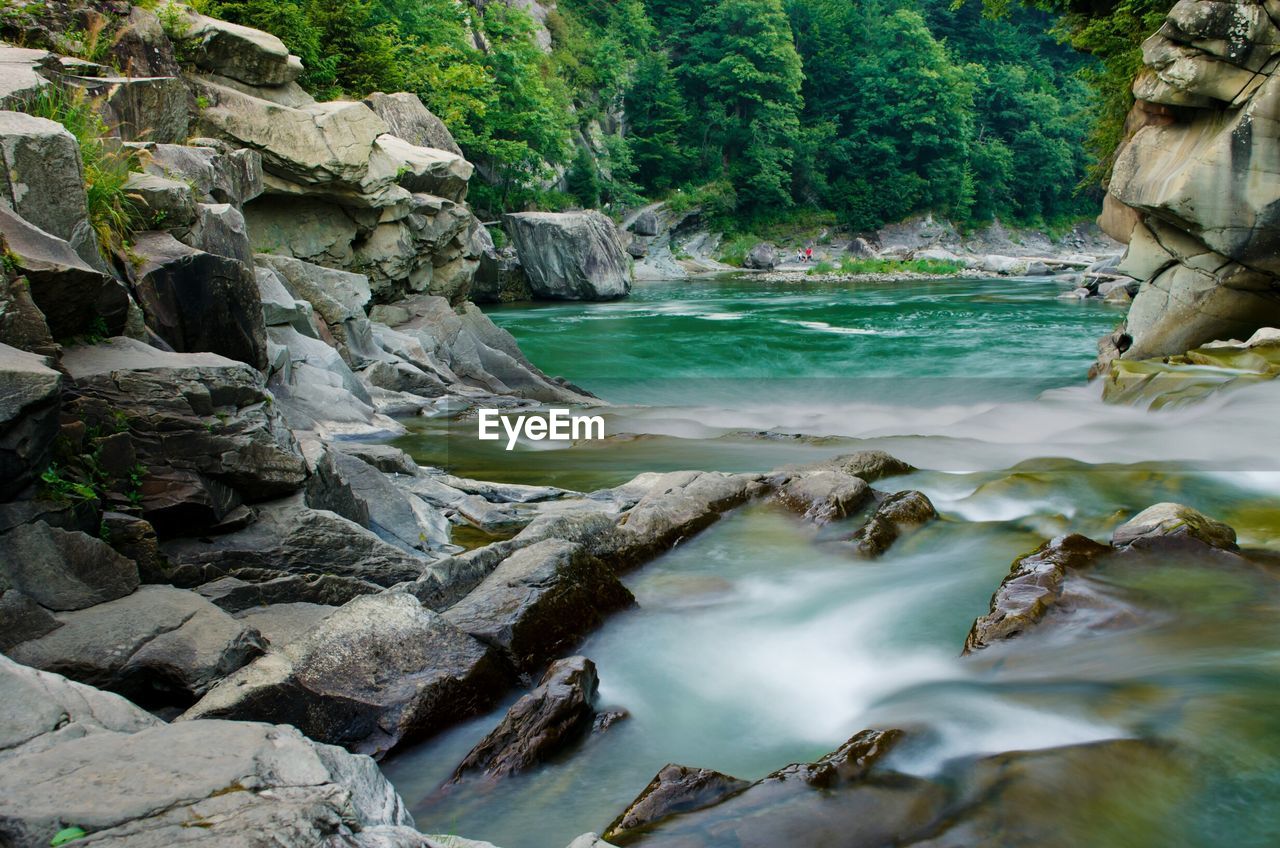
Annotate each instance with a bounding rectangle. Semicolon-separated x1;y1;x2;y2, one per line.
806;257;968;275
566;144;601;208
21;87;138;258
718;233;762;267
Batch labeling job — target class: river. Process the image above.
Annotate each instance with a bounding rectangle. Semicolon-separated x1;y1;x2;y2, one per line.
383;277;1280;847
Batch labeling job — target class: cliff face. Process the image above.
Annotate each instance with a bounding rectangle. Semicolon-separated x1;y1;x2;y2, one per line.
1098;0;1280;372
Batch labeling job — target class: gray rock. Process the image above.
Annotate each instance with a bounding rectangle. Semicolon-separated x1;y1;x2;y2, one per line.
963;534;1113;653
0;589;60;650
182;201;254;266
443;539;634;671
107;6;181;77
848;490;937;557
603;764;750;842
66;74;188;144
452;655;599;781
182;10;302;86
128;230;267;369
333;442;419;476
100;511;164;584
138;142;264;207
0;111;101;267
233;602;335;649
306;449;450;553
1111;502;1237;551
255;265;315;331
742;242;778;270
365;91;463;155
0;521;139;611
0;273;56;355
612;471;766;567
773;470;872;525
504;211;632;300
631;209;660;237
0;342;60;499
256;253;371;330
183;592;510;757
847;236;876;258
778;450;915;483
195;572;380;612
123;172;198;228
62;338;307;532
0;46;53;108
7;584;265;707
0;204;126;339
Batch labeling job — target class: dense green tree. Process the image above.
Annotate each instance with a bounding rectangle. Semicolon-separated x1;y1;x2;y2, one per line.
624;50;692;193
566;144;602;207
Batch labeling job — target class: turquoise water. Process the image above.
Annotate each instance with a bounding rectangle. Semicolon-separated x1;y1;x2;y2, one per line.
385;276;1280;848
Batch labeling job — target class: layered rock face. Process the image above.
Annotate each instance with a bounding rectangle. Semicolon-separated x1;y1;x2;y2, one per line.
1098;0;1280;371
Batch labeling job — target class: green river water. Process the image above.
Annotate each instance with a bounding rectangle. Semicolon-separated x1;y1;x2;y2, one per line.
383;277;1280;847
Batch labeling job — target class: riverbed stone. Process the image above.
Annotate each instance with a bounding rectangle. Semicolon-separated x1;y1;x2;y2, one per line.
964;534;1114;653
604;765;751;842
613;471;767;567
0;521;139;611
443;539;634;671
848;490;937;557
182;592;510;757
232;602;335;649
504;211;632;301
1111;502;1237;551
451;655;599;781
306;449;450;553
774;470;872;524
6;584;265;708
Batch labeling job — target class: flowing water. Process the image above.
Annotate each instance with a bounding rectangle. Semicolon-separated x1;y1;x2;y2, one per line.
384;277;1280;847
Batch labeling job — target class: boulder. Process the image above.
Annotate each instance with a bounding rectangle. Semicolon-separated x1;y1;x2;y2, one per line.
255;265;315;332
0;589;60;650
1111;502;1238;551
613;471;767;567
182;592;510;757
451;655;599;781
742;242;778;270
333;442;419;476
0;111;102;268
61;338;307;532
99;511;164;583
108;6;181;77
963;534;1113;653
443;539;634;671
632;209;660;237
774;450;915;484
504;211;632;301
979;254;1029;275
0;658;425;847
0;522;138;611
848;490;937;557
181;11;302;87
365;91;463;156
0;342;60;500
773;469;871;525
128;230;267;369
604;765;751;843
0;273;55;355
0;204;126;339
137;142;264;207
370;133;472;202
162;495;431;590
0;46;53;108
122;172;197;228
66;74;188;144
233;601;335;649
847;236;876;258
256;253;371;331
7;584;265;707
183;202;255;266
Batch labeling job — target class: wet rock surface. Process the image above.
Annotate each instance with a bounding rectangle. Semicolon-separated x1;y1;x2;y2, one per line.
848;490;937;557
604;765;751;843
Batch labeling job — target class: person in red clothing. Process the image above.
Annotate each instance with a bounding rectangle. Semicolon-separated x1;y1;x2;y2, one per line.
805;245;813;262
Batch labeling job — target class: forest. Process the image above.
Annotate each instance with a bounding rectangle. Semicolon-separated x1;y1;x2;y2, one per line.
196;0;1174;232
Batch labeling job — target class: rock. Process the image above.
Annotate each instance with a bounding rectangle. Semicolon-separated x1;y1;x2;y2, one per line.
1111;502;1237;551
980;254;1029;275
0;205;126;340
256;253;371;332
567;835;619;848
1026;260;1052;275
742;242;778;270
773;470;871;525
183;202;254;266
0;675;424;847
163;494;431;590
128;230;267;369
914;247;963;264
848;490;937;557
122;172;197;228
61;338;307;532
306;449;450;553
963;534;1113;653
612;471;766;567
0;110;101;268
0;46;53;108
233;601;335;649
255;264;315;331
0;589;60;650
183;592;510;757
99;511;164;583
0;522;139;611
7;584;265;708
370;134;473;203
365;92;463;156
108;6;181;77
632;209;659;237
777;450;915;483
604;765;751;842
0;342;60;499
66;74;188;144
847;236;876;258
504;211;632;300
443;539;634;671
333;442;419;476
451;655;599;781
137;142;264;207
0;273;55;355
182;11;302;87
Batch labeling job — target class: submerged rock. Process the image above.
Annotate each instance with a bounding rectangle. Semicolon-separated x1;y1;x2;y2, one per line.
848;490;937;557
182;592;510;757
452;655;599;781
1111;502;1238;552
964;534;1112;653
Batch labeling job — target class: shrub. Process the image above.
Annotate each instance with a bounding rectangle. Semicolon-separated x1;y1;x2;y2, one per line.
718;233;760;267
